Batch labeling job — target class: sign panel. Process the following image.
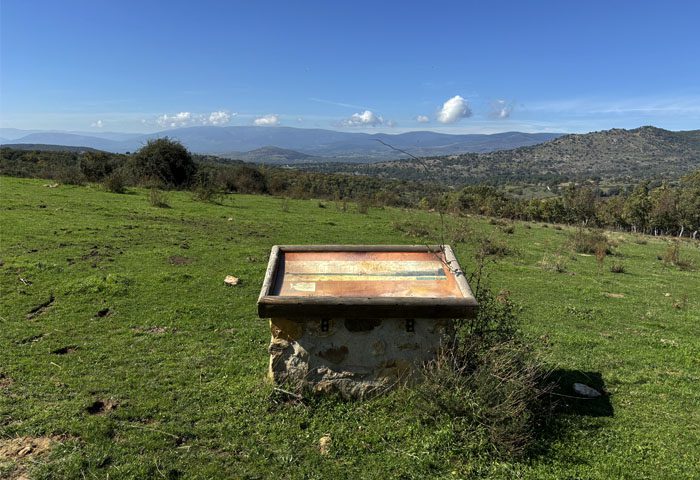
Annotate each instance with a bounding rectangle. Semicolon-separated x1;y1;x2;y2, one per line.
274;251;463;298
257;245;478;319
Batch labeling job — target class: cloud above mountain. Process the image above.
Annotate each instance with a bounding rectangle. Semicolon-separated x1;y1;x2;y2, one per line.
437;95;472;124
342;110;384;127
416;115;430;123
158;112;193;128
156;110;235;128
208;110;234;125
254;114;280;126
491;100;514;119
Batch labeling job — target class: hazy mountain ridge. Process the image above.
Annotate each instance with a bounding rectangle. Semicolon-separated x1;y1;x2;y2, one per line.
300;126;700;185
0;143;103;153
0;126;561;160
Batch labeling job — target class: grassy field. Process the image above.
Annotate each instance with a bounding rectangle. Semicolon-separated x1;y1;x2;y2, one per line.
1;176;699;479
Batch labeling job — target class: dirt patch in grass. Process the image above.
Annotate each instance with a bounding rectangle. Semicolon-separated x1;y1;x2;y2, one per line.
0;374;13;389
86;399;119;415
604;293;625;298
96;308;111;318
168;255;192;265
0;436;60;479
51;346;77;355
16;333;46;345
26;294;54;319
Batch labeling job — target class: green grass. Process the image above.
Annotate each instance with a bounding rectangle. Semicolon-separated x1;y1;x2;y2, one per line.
1;177;699;479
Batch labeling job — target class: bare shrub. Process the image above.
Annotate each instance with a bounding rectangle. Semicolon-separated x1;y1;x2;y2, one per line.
392;220;431;239
149;188;170;208
478;237;512;258
103;171;127;194
663;242;680;265
540;253;567;273
568;229;611;255
192;166;221;203
418;286;553;457
489;218;508;226
356;197;371;214
662;242;695;270
609;262;625;273
280;198;290;213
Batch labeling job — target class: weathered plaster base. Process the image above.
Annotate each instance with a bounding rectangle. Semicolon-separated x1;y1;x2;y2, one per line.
269;317;454;399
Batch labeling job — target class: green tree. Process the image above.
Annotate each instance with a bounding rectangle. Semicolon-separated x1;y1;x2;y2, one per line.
649;183;679;234
678;170;700;237
623;181;652;233
128;137;196;187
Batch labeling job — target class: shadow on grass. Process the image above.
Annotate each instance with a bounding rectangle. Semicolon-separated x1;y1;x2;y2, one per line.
548;369;614;417
528;369;614;459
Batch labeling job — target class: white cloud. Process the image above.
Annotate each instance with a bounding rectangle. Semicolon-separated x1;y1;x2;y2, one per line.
342;110;384;127
491;100;514;119
157;111;192;128
436;95;472;124
416;115;430;123
206;110;233;125
254;114;280;126
386;120;398;128
91;119;104;128
154;110;236;128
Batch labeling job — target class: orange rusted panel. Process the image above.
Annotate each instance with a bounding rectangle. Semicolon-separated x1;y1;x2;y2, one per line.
272;251;462;298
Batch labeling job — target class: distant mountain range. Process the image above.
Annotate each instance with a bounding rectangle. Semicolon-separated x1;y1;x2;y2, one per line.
0;143;103;153
301;126;700;185
0;126;561;161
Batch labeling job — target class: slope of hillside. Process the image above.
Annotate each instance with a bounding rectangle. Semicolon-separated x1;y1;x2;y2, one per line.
220;146;322;164
303;126;700;185
0;177;698;478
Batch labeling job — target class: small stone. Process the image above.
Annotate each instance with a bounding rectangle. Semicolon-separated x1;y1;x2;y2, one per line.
664;293;671;297
319;434;331;455
224;275;239;286
573;382;601;398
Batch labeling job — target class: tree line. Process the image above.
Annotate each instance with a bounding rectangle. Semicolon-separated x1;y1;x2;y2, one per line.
2;139;698;238
450;176;700;238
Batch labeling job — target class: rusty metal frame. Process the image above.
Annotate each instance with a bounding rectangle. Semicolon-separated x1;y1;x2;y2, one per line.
257;245;478;319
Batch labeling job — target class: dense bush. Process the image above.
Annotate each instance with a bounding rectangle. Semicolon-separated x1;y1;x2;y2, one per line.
567;229;611;254
127;138;196;188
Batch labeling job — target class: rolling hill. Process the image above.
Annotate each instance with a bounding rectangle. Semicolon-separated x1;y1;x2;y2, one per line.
0;143;104;153
301;126;700;185
219;146;322;164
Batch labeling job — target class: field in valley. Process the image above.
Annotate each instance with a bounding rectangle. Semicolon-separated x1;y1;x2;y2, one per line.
1;176;699;479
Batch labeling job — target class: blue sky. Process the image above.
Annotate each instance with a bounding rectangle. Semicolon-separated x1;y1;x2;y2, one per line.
1;0;699;134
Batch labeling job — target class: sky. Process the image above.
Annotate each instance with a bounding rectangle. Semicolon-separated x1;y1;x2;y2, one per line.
1;0;700;134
